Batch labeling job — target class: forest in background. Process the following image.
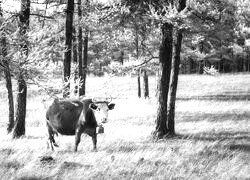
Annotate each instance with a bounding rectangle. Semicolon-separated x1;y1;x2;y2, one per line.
1;0;250;77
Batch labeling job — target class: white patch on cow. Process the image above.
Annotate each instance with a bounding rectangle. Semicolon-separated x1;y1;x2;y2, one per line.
79;109;86;125
70;102;79;107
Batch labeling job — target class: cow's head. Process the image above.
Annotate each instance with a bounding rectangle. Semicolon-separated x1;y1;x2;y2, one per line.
89;98;115;124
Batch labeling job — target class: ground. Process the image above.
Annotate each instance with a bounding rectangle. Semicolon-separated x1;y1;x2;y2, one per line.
0;73;249;179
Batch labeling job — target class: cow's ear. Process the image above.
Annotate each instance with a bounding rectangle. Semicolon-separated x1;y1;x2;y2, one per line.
89;103;98;110
108;103;115;110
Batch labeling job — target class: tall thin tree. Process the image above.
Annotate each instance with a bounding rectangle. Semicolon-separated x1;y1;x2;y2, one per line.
143;69;149;98
63;0;74;98
153;21;173;139
166;0;186;135
81;0;89;96
78;0;84;96
72;27;78;64
13;0;30;138
135;28;141;98
137;71;141;98
0;3;14;133
72;26;79;97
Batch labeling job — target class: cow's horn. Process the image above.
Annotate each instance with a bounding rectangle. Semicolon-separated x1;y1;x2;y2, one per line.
92;97;98;103
106;96;112;103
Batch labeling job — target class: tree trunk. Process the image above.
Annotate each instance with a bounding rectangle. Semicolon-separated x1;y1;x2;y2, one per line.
143;70;149;98
78;0;84;96
166;30;183;135
198;61;203;74
243;59;247;72
63;0;74;98
12;0;30;138
80;0;89;96
0;32;14;133
135;27;141;98
166;0;186;135
4;60;15;134
219;59;224;73
82;28;89;95
137;71;141;98
154;22;173;139
72;27;78;97
248;57;250;72
13;75;27;138
154;0;186;139
0;4;14;133
72;27;77;63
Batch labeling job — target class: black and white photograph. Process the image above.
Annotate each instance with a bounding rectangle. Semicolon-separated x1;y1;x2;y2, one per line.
0;0;249;179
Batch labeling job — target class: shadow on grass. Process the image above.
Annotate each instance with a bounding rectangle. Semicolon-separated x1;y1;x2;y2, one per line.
178;112;250;122
105;141;140;154
180;131;250;152
228;144;250;152
60;161;83;169
178;91;250;101
182;131;250;141
16;176;52;180
0;160;23;170
0;148;15;156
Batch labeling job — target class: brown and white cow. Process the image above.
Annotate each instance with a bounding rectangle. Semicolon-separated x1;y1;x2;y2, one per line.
45;98;115;151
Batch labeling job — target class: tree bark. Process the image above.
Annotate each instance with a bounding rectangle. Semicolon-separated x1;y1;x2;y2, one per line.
81;0;89;96
78;0;84;96
166;31;183;135
0;4;14;133
154;22;173;139
198;61;203;74
135;26;141;98
82;28;89;95
247;57;250;72
137;71;141;98
13;75;27;138
72;27;77;63
154;0;186;139
72;27;78;97
13;0;30;138
0;33;14;134
143;70;149;98
63;0;74;98
166;0;186;136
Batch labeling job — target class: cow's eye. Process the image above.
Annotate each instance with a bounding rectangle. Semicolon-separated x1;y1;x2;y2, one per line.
97;108;101;111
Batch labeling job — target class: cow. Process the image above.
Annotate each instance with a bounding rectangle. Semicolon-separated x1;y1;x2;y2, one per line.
45;98;115;152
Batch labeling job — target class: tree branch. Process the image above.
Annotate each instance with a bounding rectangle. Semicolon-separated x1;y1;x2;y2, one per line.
122;56;159;73
133;56;158;69
30;13;55;20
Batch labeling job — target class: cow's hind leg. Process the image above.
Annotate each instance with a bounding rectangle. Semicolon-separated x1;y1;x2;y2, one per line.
51;132;59;147
47;122;59;151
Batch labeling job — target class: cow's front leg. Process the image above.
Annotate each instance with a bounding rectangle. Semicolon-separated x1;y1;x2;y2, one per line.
75;125;84;152
91;133;97;151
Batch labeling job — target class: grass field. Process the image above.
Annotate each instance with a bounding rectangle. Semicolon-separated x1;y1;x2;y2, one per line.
0;73;249;180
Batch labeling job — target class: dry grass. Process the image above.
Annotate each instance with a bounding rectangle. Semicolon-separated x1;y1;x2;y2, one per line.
0;73;249;180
